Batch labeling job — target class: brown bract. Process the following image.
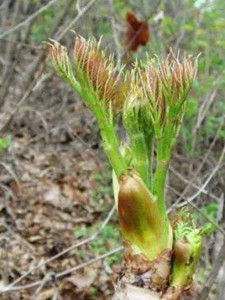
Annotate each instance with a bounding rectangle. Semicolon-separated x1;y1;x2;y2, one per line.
117;171;170;262
118;171;161;239
74;36;129;111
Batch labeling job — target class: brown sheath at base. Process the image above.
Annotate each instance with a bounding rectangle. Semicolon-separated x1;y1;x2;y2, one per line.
114;243;172;294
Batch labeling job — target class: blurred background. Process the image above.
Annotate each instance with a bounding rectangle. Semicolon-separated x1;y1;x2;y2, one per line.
0;0;225;299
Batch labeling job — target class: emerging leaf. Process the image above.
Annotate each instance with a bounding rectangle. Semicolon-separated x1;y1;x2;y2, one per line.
48;41;80;93
139;52;197;127
171;213;203;288
74;36;129;112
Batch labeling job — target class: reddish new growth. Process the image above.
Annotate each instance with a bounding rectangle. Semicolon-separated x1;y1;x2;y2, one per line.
126;12;150;52
74;36;128;111
140;54;197;124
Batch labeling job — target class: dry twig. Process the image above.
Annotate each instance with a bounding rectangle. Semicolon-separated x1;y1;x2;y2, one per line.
0;0;60;40
199;237;225;300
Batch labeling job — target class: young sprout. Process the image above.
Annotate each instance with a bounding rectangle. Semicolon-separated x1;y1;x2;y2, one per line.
73;36;129;112
140;52;197;132
48;37;129;176
170;213;203;289
48;41;81;93
49;37;129;114
49;38;209;295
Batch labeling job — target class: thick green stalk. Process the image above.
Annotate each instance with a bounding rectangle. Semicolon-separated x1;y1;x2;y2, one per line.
153;122;176;214
130;132;151;186
100;121;127;177
153;158;169;216
153;156;171;249
153;125;175;245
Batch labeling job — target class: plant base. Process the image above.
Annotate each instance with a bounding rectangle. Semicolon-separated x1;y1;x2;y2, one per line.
114;243;172;294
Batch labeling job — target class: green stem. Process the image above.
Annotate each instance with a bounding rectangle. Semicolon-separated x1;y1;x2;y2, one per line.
79;84;127;177
100;121;127;177
153;158;169;216
130;132;151;187
153;156;171;249
149;143;154;191
153;131;173;245
153;122;176;213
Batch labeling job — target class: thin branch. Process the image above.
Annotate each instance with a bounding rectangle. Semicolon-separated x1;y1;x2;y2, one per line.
55;0;98;41
168;185;225;236
218;261;225;300
0;0;60;40
32;272;57;298
170;116;224;205
0;73;50;133
107;0;122;62
175;143;225;209
196;90;217;130
199;237;225;300
0;0;97;133
170;167;221;206
0;0;20;102
56;246;123;278
191;89;218;150
1;246;123;293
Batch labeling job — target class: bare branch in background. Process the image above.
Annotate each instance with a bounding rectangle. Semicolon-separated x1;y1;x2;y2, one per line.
169;116;224;206
55;0;98;41
0;0;60;40
199;237;225;300
175;143;225;209
0;0;20;102
191;89;218;149
107;0;123;63
0;0;96;132
1;246;123;293
218;262;225;300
